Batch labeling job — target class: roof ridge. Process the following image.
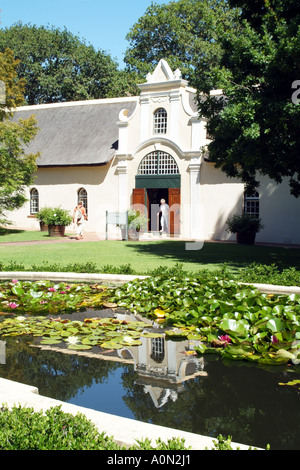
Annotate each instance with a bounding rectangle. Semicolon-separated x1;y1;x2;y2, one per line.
15;96;138;112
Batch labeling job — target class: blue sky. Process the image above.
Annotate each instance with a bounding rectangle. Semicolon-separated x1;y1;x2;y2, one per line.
0;0;167;67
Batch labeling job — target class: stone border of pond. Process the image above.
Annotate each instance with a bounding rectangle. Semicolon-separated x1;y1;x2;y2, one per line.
0;377;255;450
0;271;148;284
0;270;300;295
4;270;296;450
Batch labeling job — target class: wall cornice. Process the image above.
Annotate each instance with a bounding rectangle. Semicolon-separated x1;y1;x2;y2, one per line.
132;137;202;161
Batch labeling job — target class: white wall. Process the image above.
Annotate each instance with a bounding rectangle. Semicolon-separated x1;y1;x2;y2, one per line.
200;163;244;241
7;163;121;239
257;176;300;245
200;164;300;245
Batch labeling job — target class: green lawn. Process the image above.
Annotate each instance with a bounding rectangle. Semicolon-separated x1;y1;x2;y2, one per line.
0;234;299;274
0;228;69;242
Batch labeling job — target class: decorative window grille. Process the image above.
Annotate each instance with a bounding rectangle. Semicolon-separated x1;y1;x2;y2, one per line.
138;151;179;175
78;188;88;214
244;190;259;218
154;108;167;134
30;188;39;214
158;152;179;174
151;337;165;363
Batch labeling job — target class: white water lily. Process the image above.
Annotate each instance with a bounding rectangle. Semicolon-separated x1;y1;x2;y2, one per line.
16;316;26;322
66;336;79;345
122;335;134;344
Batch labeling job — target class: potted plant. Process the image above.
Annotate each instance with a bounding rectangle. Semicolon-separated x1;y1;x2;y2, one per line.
226;213;264;245
127;210;149;241
36;207;51;231
37;206;73;237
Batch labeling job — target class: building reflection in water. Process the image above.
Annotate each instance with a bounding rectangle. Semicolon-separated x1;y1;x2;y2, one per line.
115;327;207;409
24;313;208;411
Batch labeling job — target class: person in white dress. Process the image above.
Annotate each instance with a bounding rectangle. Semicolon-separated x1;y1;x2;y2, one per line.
73;201;88;239
157;198;169;233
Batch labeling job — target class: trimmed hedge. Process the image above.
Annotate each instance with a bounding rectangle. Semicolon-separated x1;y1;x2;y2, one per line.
0;404;189;450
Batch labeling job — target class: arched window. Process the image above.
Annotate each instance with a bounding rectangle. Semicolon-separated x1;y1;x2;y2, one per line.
154;108;167;134
138;151;179;175
244;190;259;218
77;188;88;214
30;188;39;214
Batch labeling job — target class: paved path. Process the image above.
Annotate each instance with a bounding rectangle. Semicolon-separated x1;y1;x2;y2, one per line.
0;232;183;246
0;231;299;248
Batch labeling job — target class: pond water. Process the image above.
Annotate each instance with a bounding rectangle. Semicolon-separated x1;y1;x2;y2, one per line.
1;310;300;450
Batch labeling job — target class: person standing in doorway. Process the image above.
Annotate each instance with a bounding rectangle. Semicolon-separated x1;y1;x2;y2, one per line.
157;198;169;233
73;201;88;240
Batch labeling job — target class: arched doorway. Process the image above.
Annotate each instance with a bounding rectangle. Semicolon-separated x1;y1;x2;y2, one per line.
133;151;181;235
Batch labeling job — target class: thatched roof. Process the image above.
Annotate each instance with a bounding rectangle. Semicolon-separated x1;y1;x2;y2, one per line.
14;98;138;167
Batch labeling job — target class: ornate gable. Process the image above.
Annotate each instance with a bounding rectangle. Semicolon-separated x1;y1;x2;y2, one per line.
138;59;188;93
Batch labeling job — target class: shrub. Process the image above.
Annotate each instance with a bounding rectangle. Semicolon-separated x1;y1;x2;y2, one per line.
0;405;122;450
30;261;99;273
101;263;136;275
226;214;264;234
0;259;299;286
37;207;73;226
0;405;190;450
127;210;149;231
238;263;300;286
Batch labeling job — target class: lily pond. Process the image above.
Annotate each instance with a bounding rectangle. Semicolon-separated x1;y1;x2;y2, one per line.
1;275;300;450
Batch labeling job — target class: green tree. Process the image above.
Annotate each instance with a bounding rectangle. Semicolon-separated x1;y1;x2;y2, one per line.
0;23;138;105
0;48;39;223
124;0;239;85
196;0;300;196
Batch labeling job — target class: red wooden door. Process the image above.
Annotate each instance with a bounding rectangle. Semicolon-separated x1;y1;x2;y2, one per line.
169;188;180;235
131;188;147;232
132;188;146;212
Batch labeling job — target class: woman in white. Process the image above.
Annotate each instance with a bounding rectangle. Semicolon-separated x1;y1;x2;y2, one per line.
157;198;169;233
73;201;88;240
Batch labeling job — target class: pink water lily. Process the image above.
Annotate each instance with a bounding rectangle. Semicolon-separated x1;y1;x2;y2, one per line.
48;287;56;292
59;291;66;294
271;335;279;343
11;279;18;283
8;302;19;309
218;334;232;344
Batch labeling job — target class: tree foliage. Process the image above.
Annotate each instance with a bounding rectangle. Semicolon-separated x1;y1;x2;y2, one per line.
125;0;299;196
0;48;39;223
124;0;238;85
0;23;138;105
196;0;300;196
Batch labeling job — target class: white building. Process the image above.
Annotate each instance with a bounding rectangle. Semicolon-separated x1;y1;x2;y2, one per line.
9;59;300;245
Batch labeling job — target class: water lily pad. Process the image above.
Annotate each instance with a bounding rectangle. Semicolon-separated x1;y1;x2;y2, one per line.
40;338;62;345
165;330;188;339
67;344;92;350
279;379;300;388
100;341;123;350
141;332;164;338
266;318;285;333
81;338;98;346
125;339;142;346
11;286;25;296
187;333;202;340
103;302;118;308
